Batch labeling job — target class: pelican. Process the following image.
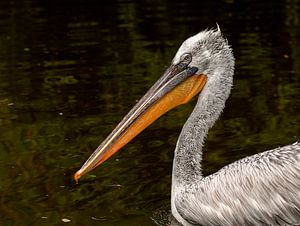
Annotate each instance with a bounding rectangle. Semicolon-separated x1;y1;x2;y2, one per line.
74;27;300;225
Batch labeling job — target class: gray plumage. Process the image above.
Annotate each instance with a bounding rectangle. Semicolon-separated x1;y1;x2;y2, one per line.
170;28;300;226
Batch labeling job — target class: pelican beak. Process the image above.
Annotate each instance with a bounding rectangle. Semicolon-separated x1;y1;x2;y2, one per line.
74;54;207;182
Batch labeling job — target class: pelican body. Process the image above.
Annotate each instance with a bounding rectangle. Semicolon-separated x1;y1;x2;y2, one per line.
74;28;300;225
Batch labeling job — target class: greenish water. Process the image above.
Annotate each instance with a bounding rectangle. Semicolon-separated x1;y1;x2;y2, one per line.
0;0;299;225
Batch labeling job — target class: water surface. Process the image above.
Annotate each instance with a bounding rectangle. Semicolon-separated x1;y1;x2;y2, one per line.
0;0;299;225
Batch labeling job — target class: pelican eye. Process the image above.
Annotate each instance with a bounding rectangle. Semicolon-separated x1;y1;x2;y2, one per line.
180;53;192;63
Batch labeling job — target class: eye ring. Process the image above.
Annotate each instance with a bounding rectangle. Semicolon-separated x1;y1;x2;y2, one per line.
180;53;192;63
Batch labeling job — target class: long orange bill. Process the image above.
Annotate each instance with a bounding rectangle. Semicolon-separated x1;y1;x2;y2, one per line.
74;53;207;182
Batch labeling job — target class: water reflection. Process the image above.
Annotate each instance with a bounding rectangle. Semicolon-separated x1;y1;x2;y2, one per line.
0;0;299;225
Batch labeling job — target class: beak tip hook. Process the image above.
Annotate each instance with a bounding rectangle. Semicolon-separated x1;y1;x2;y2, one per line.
74;170;82;183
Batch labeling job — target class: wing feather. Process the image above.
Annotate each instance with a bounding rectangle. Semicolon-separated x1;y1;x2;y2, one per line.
175;142;300;226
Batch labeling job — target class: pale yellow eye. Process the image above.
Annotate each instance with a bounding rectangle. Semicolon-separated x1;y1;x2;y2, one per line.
180;53;192;62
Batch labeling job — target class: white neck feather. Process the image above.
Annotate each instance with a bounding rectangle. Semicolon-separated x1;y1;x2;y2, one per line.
171;47;234;225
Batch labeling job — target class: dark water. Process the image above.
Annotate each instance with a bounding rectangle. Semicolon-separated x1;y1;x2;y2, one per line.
0;0;299;225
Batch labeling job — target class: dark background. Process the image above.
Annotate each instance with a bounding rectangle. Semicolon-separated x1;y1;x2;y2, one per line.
0;0;299;225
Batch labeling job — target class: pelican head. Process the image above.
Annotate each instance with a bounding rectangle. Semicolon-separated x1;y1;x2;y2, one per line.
174;27;233;78
74;27;234;181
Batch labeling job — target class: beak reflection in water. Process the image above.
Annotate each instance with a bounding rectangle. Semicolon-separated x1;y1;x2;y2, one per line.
74;53;207;182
